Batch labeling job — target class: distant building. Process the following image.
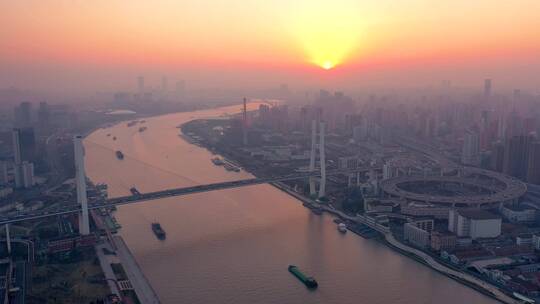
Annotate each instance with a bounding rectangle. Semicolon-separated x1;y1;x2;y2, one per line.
503;135;530;180
0;187;12;198
0;161;7;185
484;79;492;99
532;234;540;250
37;101;50;131
409;218;434;232
501;205;536;223
527;141;540;184
14;102;32;128
448;209;501;239
516;234;533;246
21;161;34;188
462;130;480;166
12;128;36;163
401;202;450;219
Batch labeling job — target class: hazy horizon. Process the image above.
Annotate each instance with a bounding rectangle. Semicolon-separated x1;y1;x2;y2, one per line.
2;1;540;95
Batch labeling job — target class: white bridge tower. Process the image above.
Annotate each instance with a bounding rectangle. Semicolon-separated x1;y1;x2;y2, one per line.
74;135;90;235
309;120;327;198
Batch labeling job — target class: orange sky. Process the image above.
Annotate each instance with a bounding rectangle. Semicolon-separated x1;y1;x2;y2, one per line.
1;1;540;92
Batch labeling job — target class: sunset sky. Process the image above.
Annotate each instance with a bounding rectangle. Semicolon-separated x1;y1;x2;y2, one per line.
1;1;540;92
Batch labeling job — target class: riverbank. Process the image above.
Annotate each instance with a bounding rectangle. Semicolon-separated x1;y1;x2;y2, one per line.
179;123;520;304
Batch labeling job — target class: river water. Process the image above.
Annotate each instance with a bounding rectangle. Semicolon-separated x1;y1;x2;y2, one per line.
85;104;496;304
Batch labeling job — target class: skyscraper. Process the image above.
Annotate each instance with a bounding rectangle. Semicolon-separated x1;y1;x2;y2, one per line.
14;102;32;127
161;76;168;92
503;135;531;180
527;141;540;184
0;161;8;185
38;101;50;130
484;79;492;99
462;130;480;165
137;76;145;93
13;128;36;162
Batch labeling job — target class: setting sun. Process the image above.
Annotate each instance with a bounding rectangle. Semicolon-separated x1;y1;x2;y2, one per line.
321;61;335;70
291;1;365;70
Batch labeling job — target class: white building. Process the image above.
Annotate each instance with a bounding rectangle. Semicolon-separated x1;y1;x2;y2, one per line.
448;209;501;239
501;205;536;223
532;234;540;250
404;222;430;248
516;234;533;246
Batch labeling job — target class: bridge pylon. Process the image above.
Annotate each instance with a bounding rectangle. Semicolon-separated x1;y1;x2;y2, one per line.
74;135;90;235
308;120;327;199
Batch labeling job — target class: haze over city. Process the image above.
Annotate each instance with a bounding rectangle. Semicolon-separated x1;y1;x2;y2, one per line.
2;1;540;94
3;1;540;304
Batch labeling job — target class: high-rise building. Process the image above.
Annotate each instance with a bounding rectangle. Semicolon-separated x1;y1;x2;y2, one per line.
38;101;50;130
461;130;480;165
12;128;36;163
14;102;32;127
0;161;8;185
21;161;34;188
491;141;505;172
527;141;540;184
484;79;492;99
503;135;531;180
161;76;168;92
137;76;145;93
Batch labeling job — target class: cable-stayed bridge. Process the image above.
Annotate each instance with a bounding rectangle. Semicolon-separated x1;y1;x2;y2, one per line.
0;167;374;226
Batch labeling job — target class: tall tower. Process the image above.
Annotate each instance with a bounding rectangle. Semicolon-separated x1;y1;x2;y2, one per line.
309;120;317;196
12;129;23;188
74;135;90;235
318;122;326;198
308;120;327;199
137;76;145;93
243;98;248;146
484;79;492;99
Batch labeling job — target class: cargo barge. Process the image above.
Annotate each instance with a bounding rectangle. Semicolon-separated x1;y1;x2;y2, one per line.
288;265;318;289
152;223;166;240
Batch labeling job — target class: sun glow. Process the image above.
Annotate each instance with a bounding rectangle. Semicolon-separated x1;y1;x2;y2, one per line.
321;61;335;70
292;1;365;70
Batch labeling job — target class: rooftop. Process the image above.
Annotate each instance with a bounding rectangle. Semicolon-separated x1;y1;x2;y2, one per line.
458;209;500;220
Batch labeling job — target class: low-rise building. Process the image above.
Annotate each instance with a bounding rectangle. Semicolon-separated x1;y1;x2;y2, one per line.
533;234;540;250
430;231;457;252
501;205;536;223
448;209;501;239
401;201;449;219
516;234;533;246
404;222;430;248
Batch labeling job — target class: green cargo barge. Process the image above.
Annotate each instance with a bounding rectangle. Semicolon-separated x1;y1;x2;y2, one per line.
288;265;318;289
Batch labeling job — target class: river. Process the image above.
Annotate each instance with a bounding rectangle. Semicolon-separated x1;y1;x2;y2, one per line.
84;104;497;304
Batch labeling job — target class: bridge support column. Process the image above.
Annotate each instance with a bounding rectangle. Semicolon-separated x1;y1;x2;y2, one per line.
74;135;90;235
5;224;11;254
318;122;326;198
309;120;317;196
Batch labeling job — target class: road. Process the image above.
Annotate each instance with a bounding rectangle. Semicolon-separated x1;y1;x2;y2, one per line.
114;236;160;304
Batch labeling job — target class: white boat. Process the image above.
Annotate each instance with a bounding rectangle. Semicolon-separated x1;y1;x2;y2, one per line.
338;223;347;233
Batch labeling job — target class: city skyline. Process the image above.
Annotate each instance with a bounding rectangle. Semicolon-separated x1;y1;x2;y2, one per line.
1;1;540;93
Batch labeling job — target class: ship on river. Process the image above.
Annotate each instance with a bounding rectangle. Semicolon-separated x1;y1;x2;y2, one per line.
288;265;318;289
152;222;166;240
